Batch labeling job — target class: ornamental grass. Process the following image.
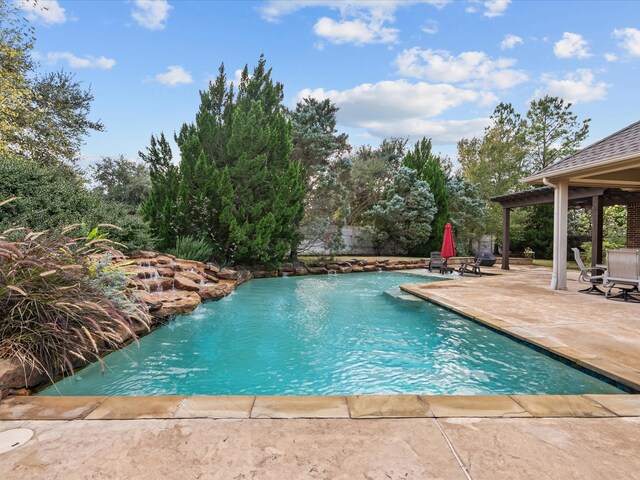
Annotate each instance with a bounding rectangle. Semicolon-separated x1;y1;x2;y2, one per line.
0;207;151;382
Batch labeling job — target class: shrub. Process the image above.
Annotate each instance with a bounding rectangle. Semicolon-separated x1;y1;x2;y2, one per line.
0;222;151;381
0;156;155;251
168;235;213;262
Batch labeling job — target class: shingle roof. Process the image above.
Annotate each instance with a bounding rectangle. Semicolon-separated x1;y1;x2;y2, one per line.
527;119;640;180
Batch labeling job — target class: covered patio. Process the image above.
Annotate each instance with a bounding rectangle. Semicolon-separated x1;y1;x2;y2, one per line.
492;120;640;290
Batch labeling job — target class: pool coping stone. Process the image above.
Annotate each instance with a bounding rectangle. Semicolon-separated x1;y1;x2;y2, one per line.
1;393;639;420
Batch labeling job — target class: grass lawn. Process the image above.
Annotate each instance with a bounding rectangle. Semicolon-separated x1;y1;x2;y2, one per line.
533;259;579;270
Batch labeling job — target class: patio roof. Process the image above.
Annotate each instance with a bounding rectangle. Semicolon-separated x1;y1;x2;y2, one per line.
491;186;640;209
523;119;640;187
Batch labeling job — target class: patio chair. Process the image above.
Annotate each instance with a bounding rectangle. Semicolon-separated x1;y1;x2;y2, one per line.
603;248;640;302
458;258;482;276
429;251;444;272
571;247;604;294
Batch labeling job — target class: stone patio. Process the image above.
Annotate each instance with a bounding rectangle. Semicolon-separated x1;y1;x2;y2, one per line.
1;265;639;478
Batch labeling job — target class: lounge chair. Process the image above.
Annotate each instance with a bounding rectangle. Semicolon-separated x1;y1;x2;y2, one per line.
458;258;482;276
571;247;604;294
603;249;640;302
429;251;444;272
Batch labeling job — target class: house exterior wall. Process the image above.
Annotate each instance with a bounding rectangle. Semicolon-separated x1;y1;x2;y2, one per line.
628;203;640;248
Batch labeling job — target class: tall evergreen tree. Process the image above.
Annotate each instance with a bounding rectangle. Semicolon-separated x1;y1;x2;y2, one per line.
403;138;449;255
141;56;305;266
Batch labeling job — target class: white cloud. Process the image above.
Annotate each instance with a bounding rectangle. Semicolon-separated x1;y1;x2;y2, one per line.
154;65;193;86
131;0;172;30
259;1;450;23
501;34;523;50
18;0;66;25
38;51;116;69
483;0;510;17
298;79;492;144
259;1;450;46
395;48;528;89
536;69;610;104
297;79;496;134
313;17;398;45
361;117;491;144
553;32;591;59
422;19;438;35
613;27;640;57
604;53;618;62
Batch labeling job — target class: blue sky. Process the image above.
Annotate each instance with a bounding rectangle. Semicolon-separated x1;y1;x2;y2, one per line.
20;0;640;167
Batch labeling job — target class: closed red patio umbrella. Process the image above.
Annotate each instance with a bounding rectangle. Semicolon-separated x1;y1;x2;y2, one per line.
441;222;456;260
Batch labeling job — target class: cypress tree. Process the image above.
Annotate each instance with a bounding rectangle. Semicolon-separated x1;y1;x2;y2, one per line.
141;56;304;266
403;138;450;255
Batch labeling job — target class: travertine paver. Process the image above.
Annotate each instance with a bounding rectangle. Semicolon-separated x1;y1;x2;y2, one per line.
174;395;254;418
0;418;467;480
85;395;185;419
439;417;640;480
347;395;432;418
251;395;349;418
585;394;640;416
511;395;615;417
425;395;531;417
0;396;106;420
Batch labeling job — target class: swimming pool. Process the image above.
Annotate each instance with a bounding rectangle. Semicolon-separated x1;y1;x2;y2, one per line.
40;271;625;396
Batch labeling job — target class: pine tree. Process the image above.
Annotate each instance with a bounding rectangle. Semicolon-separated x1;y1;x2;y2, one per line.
403;138;450;255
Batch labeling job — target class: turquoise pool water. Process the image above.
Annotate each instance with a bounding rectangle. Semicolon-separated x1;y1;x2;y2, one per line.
40;271;624;396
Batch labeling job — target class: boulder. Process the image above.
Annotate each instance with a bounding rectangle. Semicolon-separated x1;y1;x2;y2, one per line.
0;358;46;390
173;274;201;292
137;250;159;259
134;291;163;311
294;267;308;276
307;266;328;275
198;284;228;301
133;266;158;279
338;265;352;273
217;268;238;280
363;265;378;272
155;255;174;265
200;272;219;283
156;267;176;278
178;270;207;284
141;276;174;292
352;265;364;272
280;263;294;273
253;270;279;278
152;290;202;317
127;277;147;290
174;259;205;272
204;264;220;274
131;257;158;266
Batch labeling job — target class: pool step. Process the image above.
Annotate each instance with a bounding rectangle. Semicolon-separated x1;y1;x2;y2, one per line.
384;287;422;302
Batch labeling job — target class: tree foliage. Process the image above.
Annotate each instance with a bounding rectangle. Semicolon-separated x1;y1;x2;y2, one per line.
0;2;104;165
403;138;450;254
447;175;488;256
91;155;151;207
365;166;436;254
525;96;590;172
289;97;351;258
142;57;305;266
0;156;155;251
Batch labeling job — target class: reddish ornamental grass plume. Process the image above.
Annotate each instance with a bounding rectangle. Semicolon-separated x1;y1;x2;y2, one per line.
0;218;151;383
